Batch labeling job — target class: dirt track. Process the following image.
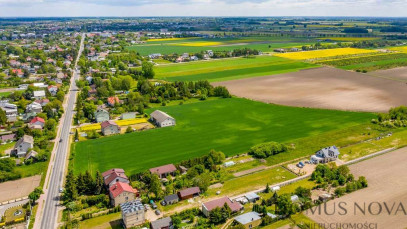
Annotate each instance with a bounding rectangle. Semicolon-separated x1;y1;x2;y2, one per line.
214;67;407;112
305;147;407;229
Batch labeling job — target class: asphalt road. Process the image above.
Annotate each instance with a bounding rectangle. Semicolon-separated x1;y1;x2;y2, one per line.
39;34;84;229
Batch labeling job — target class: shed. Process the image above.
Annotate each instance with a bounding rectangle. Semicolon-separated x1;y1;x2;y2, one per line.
178;187;200;200
164;194;179;205
291;195;299;203
272;186;280;192
245;193;260;203
233;212;262;229
224;161;235;167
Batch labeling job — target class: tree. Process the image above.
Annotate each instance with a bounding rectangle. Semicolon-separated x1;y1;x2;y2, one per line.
63;170;78;202
149;174;162;198
0;109;7;125
265;183;271;193
294;186;311;199
74;129;79;141
56;91;65;102
192;172;212;192
126;126;133;133
94;171;104;195
142;61;155;79
275;194;297;216
28;187;43;206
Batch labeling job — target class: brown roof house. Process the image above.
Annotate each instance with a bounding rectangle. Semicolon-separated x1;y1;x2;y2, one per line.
109;182;137;207
102;168;130;187
120;200;145;228
149;164;177;179
101;120;120;136
202;197;243;217
150;110;175;128
178;187;200;200
12;135;34;158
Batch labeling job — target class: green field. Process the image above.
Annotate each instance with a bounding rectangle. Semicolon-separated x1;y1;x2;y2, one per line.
72;98;374;175
154;56;317;82
127;39;313;56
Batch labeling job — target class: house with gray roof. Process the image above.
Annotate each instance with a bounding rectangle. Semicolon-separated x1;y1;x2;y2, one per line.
150;110;175;128
233;212;262;229
12;135;34;158
310;146;340;164
120;200;145;228
94;108;109;123
151;217;173;229
163;194;179;205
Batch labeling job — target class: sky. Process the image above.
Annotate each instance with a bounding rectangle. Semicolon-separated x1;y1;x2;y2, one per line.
0;0;406;17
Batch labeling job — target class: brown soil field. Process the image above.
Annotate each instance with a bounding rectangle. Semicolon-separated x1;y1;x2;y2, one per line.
305;147;407;229
370;67;407;82
0;175;41;203
214;67;407;112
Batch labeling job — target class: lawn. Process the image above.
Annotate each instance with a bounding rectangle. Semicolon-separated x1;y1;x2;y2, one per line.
154;56;317;82
15;161;48;178
78;212;122;229
206;167;297;197
72;98;374;175
4;205;26;224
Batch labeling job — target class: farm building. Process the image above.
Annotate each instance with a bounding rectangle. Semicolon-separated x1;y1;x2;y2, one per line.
101;120;120;136
163;194;179;205
102;168;130;187
149;164;177;179
120;112;137;120
245;193;260;203
12;135;34;158
202;196;243;217
150;217;173;229
94;108;109;123
178;187;200;200
310;146;340;164
233;212;262;229
120;200;145;228
150;110;176;127
109;182;138;207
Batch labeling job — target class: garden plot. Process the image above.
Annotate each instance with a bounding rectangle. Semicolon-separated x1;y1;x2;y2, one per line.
214;67;407;112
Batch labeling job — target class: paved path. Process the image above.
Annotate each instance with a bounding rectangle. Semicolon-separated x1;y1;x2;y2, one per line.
0;199;29;222
34;34;85;229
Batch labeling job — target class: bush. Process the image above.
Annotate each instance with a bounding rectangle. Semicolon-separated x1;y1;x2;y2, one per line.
248;142;288;159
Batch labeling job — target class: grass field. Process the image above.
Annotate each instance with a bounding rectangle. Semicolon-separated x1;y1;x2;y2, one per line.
127;37;315;56
154;56;317;82
275;48;377;60
72;98;374;175
78;212;121;229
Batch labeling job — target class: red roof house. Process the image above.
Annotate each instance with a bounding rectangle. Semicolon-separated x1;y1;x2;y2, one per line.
109;182;137;207
102;168;129;187
202;197;243;217
178;187;201;200
107;96;120;107
149;164;177;179
29;117;45;129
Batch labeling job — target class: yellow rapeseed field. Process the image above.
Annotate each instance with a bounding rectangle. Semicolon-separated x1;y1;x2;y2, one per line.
147;37;190;42
388;46;407;53
79;118;149;131
274;48;377;60
174;41;224;47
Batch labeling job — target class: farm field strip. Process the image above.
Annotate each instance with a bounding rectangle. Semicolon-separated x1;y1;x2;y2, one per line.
72;98;374;175
79;118;149;131
274;47;377;60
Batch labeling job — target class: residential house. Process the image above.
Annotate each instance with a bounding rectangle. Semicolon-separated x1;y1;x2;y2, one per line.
25;150;38;161
102;168;130;187
120;200;145;228
178;187;200;200
233;212;262;229
33;90;46;100
26;102;42;113
48;85;58;96
107;96;120;107
35;98;50;107
150;110;176;128
163;194;179;205
101;121;120;136
12;135;34;158
310;146;340;164
29;117;45;129
0;134;16;143
149;164;177;179
151;217;173;229
109;182;137;207
202;197;243;217
94;108;109;123
0;102;18;122
120;112;137;120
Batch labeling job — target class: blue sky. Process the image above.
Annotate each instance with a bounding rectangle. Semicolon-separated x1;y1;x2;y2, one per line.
0;0;406;17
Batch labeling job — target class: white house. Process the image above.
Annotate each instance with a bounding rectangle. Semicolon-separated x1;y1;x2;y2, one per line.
13;135;34;158
26;102;42;113
150;110;176;127
33;90;46;100
310;146;340;164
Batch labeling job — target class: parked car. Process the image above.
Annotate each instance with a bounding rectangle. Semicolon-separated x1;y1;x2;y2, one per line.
155;209;161;215
160;200;166;206
144;204;150;211
150;200;157;209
